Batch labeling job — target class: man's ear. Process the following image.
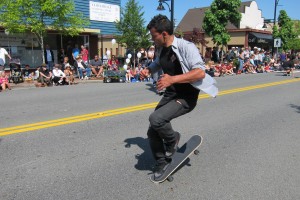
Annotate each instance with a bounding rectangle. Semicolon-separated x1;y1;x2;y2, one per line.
162;31;167;37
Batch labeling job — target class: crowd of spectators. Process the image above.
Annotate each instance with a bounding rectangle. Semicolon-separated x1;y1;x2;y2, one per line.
1;43;300;92
203;46;300;77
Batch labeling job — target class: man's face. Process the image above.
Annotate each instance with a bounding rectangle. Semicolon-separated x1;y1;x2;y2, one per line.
95;56;99;60
150;28;165;46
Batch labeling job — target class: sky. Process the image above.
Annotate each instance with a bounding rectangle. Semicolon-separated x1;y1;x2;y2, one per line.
121;0;299;26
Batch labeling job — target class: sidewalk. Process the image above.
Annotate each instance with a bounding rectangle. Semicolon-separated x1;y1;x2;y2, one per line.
9;77;104;89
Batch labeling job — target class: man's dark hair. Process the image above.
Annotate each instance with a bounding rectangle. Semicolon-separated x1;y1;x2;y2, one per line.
147;14;173;35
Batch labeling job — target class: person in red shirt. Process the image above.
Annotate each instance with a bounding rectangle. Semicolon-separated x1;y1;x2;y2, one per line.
108;55;119;70
225;61;235;75
80;45;89;64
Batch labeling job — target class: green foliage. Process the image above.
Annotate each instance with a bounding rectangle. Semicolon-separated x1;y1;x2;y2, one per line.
272;25;279;38
203;0;241;46
115;0;151;51
276;10;297;50
0;0;88;62
174;29;184;38
287;20;300;50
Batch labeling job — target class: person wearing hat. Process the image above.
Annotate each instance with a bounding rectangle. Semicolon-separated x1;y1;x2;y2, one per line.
64;64;75;84
73;55;91;79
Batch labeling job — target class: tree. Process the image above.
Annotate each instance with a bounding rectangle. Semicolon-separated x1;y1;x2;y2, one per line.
202;0;241;47
174;29;184;38
0;0;88;63
273;10;297;51
115;0;151;54
285;20;300;51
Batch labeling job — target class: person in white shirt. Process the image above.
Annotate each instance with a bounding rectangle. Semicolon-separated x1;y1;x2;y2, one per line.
52;64;66;85
0;47;11;70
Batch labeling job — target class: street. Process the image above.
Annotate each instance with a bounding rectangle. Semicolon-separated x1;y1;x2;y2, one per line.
0;72;300;200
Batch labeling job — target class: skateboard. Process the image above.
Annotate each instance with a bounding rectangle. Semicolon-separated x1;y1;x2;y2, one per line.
150;135;202;183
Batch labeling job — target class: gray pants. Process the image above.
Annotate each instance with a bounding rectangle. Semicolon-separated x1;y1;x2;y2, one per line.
147;95;197;164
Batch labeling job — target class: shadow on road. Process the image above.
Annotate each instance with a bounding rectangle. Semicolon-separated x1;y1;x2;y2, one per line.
124;137;154;171
124;137;193;175
289;104;300;113
145;83;157;94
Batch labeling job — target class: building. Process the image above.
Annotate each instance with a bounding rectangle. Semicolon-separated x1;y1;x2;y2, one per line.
0;0;124;67
176;1;273;55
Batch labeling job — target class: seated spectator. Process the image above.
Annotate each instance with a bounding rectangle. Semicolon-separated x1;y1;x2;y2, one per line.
73;55;91;80
249;54;257;69
10;63;23;83
0;71;11;91
125;64;132;83
108;55;119;71
243;59;256;74
37;64;52;86
219;62;227;77
205;61;219;77
52;64;66;85
89;55;104;77
109;60;119;71
64;64;75;84
226;61;235;75
130;66;138;82
139;48;148;65
33;68;39;80
61;56;71;71
22;64;34;80
264;62;273;73
256;64;265;73
135;63;143;81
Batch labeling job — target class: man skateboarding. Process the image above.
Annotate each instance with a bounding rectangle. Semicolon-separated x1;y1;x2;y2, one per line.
141;15;217;180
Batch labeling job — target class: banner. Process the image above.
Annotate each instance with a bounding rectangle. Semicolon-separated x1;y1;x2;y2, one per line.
89;1;120;22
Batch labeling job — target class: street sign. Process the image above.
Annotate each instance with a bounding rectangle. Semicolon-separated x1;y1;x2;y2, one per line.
274;38;281;47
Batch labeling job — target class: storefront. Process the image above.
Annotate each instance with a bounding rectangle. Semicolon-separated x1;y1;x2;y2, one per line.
0;0;122;68
248;32;273;50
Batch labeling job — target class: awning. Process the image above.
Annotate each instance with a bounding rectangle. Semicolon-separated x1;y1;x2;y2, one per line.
82;28;101;34
248;32;272;44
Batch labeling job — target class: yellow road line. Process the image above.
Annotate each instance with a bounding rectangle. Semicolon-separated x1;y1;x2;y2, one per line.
0;78;299;136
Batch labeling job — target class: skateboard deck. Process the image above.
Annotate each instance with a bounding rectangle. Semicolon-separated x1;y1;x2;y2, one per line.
150;135;202;183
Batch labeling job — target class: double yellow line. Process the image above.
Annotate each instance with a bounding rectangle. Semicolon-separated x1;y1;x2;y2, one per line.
0;78;299;137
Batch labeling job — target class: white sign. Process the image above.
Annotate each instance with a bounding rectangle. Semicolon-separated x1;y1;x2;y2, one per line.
90;1;120;22
274;38;281;47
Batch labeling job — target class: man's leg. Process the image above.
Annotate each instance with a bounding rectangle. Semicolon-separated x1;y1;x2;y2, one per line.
148;98;196;155
147;97;196;178
47;61;53;71
91;67;97;76
78;68;83;79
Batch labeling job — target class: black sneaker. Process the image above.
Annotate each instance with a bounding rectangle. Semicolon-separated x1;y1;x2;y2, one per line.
165;132;181;158
153;161;169;180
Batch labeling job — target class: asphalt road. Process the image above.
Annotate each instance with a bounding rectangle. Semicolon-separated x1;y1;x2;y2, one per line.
0;72;300;200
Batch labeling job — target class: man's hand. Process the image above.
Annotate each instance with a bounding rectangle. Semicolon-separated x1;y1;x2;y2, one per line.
157;74;174;91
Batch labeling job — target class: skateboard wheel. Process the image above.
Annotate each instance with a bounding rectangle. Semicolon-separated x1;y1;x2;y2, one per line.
167;176;174;182
194;150;199;155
